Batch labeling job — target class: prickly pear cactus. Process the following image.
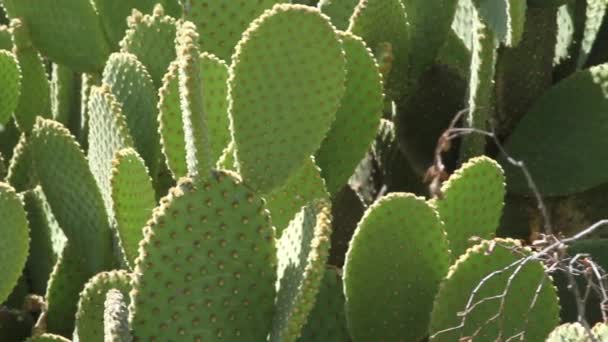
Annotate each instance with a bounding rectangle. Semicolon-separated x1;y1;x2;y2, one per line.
228;4;346;193
2;0;608;340
0;182;29;304
344;193;450;341
432;156;506;260
130;172;277;340
429;239;560;341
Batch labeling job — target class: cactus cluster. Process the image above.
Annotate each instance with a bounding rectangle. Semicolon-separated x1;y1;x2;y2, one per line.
1;0;608;341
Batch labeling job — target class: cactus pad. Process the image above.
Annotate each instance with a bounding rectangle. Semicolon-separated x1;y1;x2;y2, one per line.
159;53;231;180
130;172;277;340
475;0;527;47
348;0;408;99
0;50;20;125
93;0;166;50
22;187;66;295
30;118;113;272
199;53;231;167
74;270;132;342
318;0;359;30
501;63;608;196
183;0;283;62
343;193;451;341
158;61;187;179
11;19;51;132
460;11;498;159
2;0;110;71
88;84;134;222
546;322;607;341
315;32;383;195
264;157;328;235
577;0;607;67
429;239;560;341
104;289;132;342
176;21;211;179
433;156;505;260
229;4;346;193
110;148;156;268
299;268;350;341
120;5;177;88
403;0;460;83
0;182;29;304
102;53;160;181
271;201;332;341
6;133;36;192
45;243;93;337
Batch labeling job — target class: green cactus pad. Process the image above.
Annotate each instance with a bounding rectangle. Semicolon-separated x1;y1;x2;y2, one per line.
396;63;467;176
433;156;505;260
74;270;132;342
183;0;283;62
6;133;36;192
159;52;231;180
26;334;71;342
264;157;329;235
11;19;51;132
2;0;110;72
403;0;460;83
23;187;67;295
593;323;608;339
0;50;20;125
318;0;359;30
474;0;527;47
546;322;604;341
271;201;332;342
577;0;607;67
120;5;177;88
102;53;160;181
176;21;211;179
0;182;29;304
30;118;113;272
45;243;93;337
130;172;277;341
199;53;231;167
348;0;408;99
494;7;558;138
315;32;383;195
298;268;349;342
158;61;187;179
50;63;79;130
78;73;101;149
104;288;132;342
343;193;451;341
110;148;156;268
88;85;134;220
555;5;575;66
229;4;346;193
460;8;498;159
93;0;165;50
501;63;608;196
429;239;560;341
